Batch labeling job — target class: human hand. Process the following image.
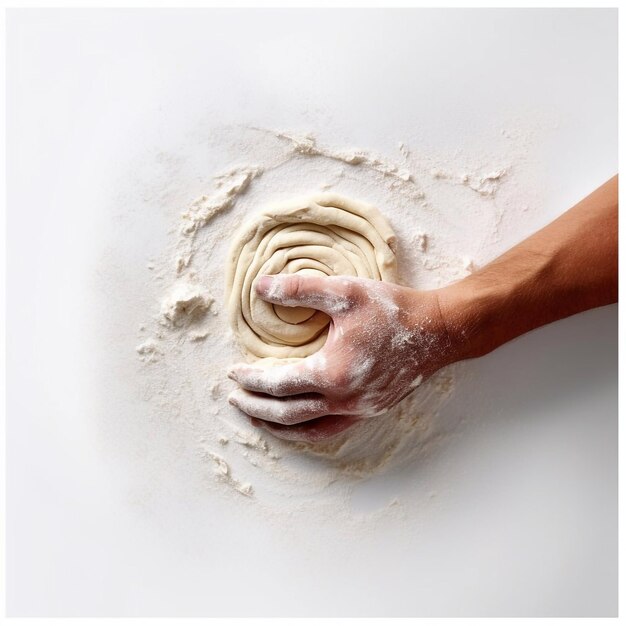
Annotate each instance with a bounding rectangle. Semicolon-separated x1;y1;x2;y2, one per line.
228;274;458;442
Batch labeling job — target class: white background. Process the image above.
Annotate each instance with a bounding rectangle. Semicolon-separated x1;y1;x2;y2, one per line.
6;9;617;616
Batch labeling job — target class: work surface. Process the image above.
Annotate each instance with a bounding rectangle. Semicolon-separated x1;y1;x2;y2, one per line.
6;9;617;616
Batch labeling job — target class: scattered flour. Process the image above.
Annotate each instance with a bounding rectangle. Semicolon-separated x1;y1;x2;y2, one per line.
432;166;508;196
268;129;414;184
188;329;210;342
181;165;263;238
176;165;263;273
414;232;429;252
160;281;213;328
204;450;253;497
135;338;162;363
133;122;545;519
466;168;508;196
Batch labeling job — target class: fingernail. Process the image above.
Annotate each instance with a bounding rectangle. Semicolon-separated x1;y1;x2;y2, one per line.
227;392;237;406
255;275;274;294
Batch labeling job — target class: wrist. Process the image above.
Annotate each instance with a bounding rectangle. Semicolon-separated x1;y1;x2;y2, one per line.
435;277;504;362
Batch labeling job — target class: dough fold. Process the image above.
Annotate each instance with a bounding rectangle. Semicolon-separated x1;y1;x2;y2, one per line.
226;193;397;359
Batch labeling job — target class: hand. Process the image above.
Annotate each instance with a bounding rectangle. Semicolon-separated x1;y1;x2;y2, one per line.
228;274;457;443
229;177;618;443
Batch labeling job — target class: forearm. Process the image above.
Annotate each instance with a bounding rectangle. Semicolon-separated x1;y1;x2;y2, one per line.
439;175;618;360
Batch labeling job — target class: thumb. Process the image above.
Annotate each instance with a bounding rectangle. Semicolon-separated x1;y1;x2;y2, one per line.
254;274;355;317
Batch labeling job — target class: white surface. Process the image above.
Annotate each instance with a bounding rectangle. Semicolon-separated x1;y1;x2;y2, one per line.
6;9;617;616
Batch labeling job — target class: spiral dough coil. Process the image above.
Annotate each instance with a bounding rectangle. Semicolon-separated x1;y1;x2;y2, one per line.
226;193;398;359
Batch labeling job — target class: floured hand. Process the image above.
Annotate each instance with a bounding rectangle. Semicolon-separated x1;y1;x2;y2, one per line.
230;176;620;442
228;274;455;442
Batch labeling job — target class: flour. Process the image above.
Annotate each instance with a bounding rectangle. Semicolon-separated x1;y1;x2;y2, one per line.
175;165;263;274
135;338;162;363
467;168;508;196
233;429;270;453
268;129;414;184
432;166;508;196
134;122;545;519
188;329;209;342
414;232;429;252
203;449;254;497
180;165;263;238
159;280;213;328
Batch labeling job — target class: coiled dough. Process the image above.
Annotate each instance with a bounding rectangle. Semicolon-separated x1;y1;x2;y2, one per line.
225;193;398;359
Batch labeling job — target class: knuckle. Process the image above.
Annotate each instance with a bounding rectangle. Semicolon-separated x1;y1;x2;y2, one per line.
285;274;303;299
342;281;360;300
337;277;361;300
340;395;362;415
327;369;351;391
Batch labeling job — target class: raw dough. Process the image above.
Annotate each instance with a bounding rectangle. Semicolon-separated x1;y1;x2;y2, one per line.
226;193;398;359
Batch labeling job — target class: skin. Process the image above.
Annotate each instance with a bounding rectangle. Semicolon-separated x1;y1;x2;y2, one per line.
228;175;618;443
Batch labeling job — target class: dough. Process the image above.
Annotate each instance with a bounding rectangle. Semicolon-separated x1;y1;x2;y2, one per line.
225;193;398;359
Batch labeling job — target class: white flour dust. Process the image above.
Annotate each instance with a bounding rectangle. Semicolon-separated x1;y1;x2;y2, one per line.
134;123;544;520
